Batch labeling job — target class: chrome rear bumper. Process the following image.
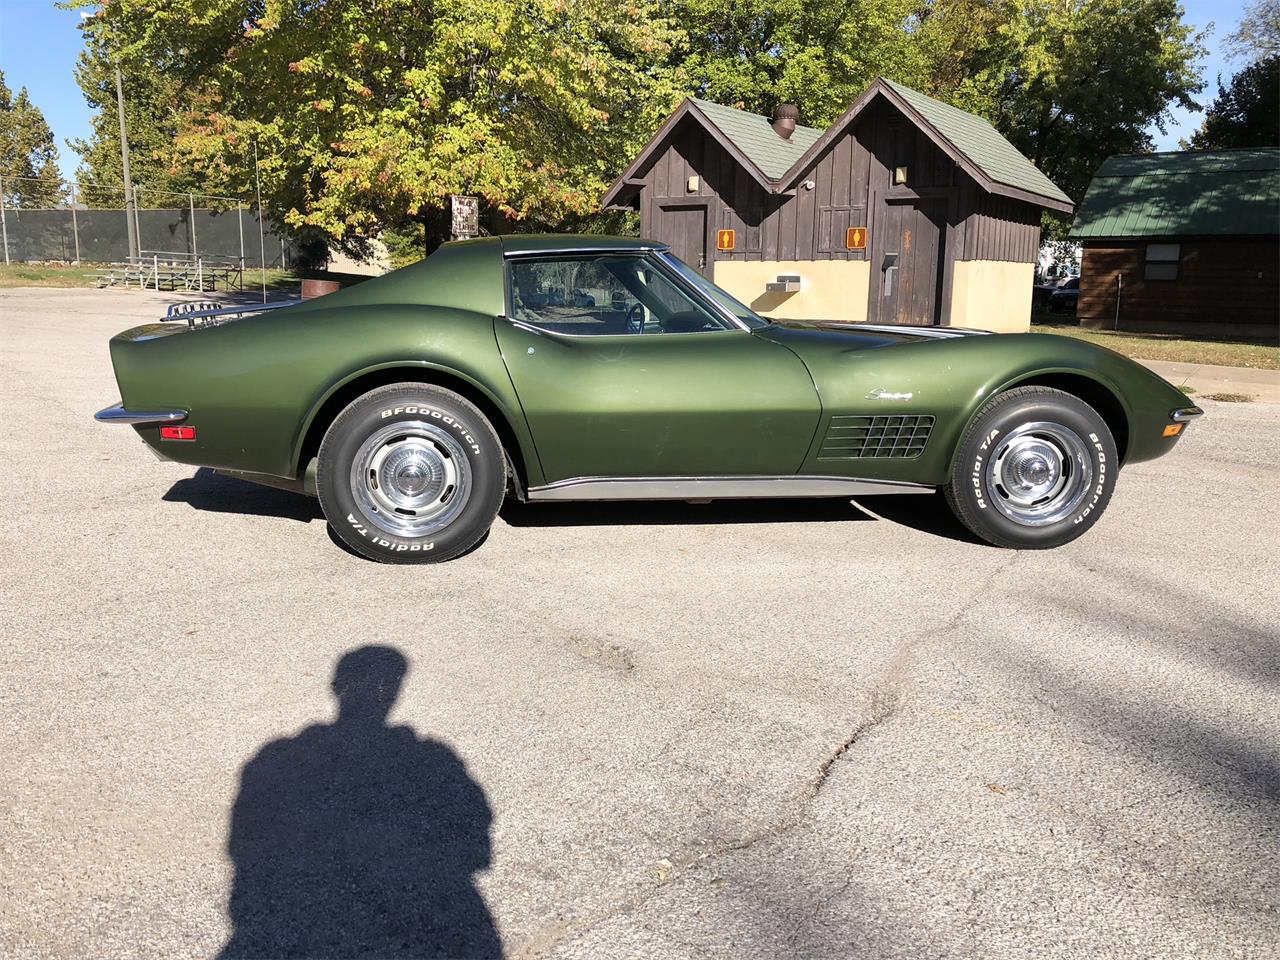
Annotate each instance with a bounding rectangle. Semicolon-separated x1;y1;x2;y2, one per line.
94;403;187;425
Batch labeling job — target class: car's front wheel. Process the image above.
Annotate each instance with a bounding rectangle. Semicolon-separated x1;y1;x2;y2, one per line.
317;383;506;563
944;386;1117;549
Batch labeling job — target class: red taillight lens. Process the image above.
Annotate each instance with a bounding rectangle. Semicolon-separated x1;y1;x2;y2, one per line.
160;426;196;441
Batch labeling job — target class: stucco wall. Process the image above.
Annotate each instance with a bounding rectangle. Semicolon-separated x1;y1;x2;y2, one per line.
948;260;1034;332
713;260;871;322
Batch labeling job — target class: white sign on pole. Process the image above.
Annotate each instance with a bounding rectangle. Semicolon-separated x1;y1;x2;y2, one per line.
451;195;479;240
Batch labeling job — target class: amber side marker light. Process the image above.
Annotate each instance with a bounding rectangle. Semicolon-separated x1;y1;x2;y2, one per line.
1163;424;1183;437
160;426;196;441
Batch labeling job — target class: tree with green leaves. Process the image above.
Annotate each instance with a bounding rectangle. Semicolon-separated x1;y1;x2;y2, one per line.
68;36;198;207
67;0;1208;251
970;0;1205;217
1188;55;1280;149
70;0;683;259
1224;0;1280;64
0;71;64;207
672;0;934;125
673;0;1204;215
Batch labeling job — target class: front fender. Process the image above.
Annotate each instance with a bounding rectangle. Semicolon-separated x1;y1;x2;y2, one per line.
972;335;1193;467
788;332;1189;485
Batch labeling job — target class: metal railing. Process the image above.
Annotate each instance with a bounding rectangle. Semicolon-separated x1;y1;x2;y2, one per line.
90;250;246;292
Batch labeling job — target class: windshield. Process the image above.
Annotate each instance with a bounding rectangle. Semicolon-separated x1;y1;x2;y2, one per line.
659;252;770;329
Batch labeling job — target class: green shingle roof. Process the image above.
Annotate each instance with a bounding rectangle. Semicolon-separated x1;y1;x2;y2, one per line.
1070;149;1280;239
602;78;1072;211
689;98;824;180
880;79;1073;206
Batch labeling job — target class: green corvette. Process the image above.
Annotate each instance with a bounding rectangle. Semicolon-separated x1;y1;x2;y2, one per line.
96;235;1201;563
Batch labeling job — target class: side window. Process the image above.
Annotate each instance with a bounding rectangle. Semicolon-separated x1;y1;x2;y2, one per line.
1144;243;1180;281
507;255;729;335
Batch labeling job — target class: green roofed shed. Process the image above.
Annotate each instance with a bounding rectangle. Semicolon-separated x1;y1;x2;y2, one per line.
1071;149;1280;239
1070;148;1279;339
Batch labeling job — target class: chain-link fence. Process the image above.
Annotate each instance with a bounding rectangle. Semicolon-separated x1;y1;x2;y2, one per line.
0;175;302;269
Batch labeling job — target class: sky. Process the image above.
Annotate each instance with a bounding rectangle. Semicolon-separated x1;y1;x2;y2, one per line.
0;0;1249;185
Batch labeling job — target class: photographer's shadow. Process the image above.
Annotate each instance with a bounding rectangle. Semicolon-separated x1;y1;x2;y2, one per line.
220;645;501;959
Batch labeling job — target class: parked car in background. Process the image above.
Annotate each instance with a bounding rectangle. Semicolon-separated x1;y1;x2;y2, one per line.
1049;276;1080;313
96;236;1201;563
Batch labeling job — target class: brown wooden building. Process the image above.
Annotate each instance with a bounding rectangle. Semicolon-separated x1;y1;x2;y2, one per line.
602;78;1073;331
1071;149;1280;340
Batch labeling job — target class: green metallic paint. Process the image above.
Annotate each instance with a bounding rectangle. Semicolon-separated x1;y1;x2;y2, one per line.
102;235;1194;496
496;324;820;480
109;238;540;482
761;324;1190;484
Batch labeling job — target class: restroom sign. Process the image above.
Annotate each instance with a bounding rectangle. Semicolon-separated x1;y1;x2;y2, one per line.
716;229;736;251
846;226;867;250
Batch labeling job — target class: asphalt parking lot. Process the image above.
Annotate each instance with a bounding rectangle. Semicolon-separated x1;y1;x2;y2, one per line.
2;286;1278;959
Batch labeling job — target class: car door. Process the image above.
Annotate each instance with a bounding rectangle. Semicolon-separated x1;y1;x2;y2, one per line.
495;252;820;483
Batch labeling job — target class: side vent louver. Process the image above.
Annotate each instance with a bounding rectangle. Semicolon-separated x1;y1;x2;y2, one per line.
819;415;935;459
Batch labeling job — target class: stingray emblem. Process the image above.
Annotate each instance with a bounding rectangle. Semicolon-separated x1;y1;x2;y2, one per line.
866;388;914;401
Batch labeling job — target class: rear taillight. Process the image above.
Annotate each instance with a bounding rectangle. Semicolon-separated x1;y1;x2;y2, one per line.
160;426;196;441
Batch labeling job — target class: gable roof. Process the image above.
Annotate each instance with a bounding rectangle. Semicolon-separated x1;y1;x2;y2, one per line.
773;78;1072;211
1070;149;1280;239
879;80;1073;207
602;78;1073;213
688;98;823;180
600;97;815;207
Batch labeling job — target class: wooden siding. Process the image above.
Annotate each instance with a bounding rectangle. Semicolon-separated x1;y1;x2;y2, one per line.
635;97;1043;269
1079;238;1280;338
966;193;1042;262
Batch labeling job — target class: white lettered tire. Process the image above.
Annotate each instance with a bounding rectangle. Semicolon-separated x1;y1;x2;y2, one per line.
944;386;1117;549
317;383;505;563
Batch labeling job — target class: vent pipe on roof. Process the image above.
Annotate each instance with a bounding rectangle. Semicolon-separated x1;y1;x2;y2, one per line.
771;103;799;140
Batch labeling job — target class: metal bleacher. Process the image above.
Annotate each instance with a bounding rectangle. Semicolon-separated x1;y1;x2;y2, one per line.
91;250;245;292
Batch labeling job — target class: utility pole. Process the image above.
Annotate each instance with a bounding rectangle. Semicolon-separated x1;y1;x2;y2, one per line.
114;66;139;262
0;174;10;265
254;140;267;303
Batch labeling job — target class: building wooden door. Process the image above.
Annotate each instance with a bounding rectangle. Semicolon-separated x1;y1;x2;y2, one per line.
661;204;709;277
870;199;946;325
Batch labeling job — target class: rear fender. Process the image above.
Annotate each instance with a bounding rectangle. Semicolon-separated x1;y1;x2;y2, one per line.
111;303;540;483
290;356;544;488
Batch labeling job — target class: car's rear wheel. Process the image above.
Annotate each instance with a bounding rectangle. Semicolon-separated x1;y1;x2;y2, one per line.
944;386;1117;549
317;383;505;563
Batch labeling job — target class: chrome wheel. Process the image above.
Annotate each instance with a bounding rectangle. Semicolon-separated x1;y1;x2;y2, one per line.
350;420;472;538
984;421;1093;527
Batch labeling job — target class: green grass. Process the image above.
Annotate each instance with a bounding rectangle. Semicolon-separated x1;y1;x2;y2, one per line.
0;263;102;288
1032;323;1279;370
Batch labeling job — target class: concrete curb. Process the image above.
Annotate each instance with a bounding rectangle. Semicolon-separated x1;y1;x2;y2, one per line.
1138;358;1280;404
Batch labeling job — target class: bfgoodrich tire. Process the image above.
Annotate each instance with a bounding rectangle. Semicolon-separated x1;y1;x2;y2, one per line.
317;383;505;563
943;386;1117;549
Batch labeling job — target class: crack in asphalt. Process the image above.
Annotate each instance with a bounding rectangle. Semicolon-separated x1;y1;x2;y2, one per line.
516;556;1022;958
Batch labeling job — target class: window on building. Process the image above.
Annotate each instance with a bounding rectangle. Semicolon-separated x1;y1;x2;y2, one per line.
1144;243;1180;281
